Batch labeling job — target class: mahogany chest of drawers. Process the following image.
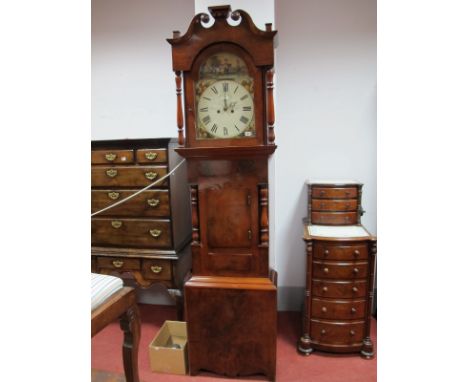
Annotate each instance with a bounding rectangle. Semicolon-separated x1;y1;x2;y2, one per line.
91;138;191;318
307;180;364;225
298;224;377;358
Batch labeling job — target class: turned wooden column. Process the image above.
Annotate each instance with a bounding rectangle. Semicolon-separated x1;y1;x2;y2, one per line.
266;69;275;145
361;239;377;358
259;185;269;247
175;70;184;146
298;240;314;355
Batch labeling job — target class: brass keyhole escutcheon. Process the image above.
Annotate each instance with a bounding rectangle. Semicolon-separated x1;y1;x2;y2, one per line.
106;169;118;178
147;198;160;207
112;260;124;268
150;265;163;274
105;153;116;161
108;192;120;200
111;220;122;229
145;172;158;180
145;152;158;160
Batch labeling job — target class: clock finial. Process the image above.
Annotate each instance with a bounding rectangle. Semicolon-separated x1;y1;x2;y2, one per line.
208;5;231;20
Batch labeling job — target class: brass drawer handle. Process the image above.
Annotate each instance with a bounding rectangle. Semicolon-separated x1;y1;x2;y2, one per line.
320;190;325;196
323;267;329;273
145;171;159;180
108;192;120;200
111;220;122;229
149;229;162;238
321;329;326;335
322;286;328;292
150;265;163;274
350;330;356;336
145;152;158;160
351;307;357;314
354;250;360;257
105;153;117;161
352;286;359;293
112;260;124;268
147;198;160;207
321;307;327;313
106;169;118;178
324;249;329;256
353;268;359;274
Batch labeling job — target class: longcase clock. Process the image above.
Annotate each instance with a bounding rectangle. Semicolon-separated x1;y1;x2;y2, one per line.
167;6;277;380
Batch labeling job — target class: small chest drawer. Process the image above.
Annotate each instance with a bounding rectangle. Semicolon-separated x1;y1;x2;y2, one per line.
311;199;357;212
141;259;172;281
312;260;368;280
311;187;357;199
91;150;134;164
311;279;367;298
91;190;170;217
314;243;368;260
311;211;357;225
310;319;365;344
136;149;167;164
91;218;172;248
97;256;141;271
311;298;366;320
91;166;168;187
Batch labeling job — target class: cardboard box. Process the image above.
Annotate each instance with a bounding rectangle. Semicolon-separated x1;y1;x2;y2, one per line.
148;320;188;375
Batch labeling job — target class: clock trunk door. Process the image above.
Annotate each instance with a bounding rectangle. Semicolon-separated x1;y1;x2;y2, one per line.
199;181;259;276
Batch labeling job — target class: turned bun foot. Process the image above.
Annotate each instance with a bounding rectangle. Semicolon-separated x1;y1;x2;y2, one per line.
361;337;374;359
297;335;314;356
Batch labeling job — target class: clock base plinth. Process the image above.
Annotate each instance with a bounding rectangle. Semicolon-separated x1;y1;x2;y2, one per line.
185;275;277;381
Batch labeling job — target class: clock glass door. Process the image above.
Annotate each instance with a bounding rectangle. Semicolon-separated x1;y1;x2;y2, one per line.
195;52;256;140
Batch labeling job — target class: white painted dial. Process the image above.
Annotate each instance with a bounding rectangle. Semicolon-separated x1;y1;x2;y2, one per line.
197;80;254;138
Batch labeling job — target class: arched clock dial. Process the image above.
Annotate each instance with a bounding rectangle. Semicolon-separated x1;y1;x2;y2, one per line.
197;79;254;138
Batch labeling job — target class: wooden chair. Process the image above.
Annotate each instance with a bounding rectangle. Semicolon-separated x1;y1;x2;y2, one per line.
92;277;140;382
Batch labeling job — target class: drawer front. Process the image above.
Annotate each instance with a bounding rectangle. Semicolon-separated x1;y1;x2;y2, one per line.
91;166;168;187
314;243;368;261
91;149;134;164
311;298;366;320
97;256;141;271
311;187;358;199
311;211;357;225
312;260;368;280
310;320;365;344
141;259;172;281
311;199;357;212
311;279;367;298
91;218;172;248
91;190;170;217
136;149;167;164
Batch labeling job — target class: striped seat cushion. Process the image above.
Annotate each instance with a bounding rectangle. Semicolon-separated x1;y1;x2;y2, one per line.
91;273;124;311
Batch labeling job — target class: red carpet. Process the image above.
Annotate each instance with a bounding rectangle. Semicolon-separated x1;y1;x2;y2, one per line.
92;304;376;382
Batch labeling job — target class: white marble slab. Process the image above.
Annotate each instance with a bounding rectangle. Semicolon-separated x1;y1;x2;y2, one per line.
307;225;371;238
306;179;362;185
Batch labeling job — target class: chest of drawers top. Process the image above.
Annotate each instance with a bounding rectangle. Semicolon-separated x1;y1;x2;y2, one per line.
91;138;191;253
306;180;364;226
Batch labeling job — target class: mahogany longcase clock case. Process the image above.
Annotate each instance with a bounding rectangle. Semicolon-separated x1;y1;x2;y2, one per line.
167;5;278;380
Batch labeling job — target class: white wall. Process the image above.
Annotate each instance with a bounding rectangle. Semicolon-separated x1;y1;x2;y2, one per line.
274;0;376;309
92;0;376;310
92;0;194;139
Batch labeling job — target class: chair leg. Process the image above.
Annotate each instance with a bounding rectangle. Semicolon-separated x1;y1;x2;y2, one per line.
119;304;140;382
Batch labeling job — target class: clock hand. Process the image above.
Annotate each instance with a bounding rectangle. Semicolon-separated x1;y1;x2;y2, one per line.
223;93;228;111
